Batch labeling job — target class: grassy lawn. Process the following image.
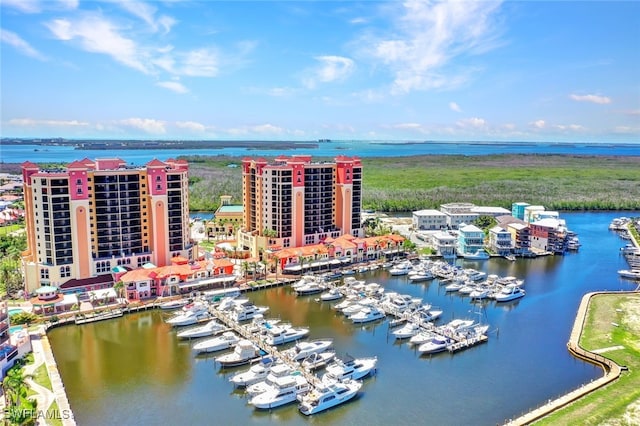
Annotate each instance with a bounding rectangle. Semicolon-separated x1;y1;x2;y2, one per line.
45;400;63;426
0;223;22;235
33;362;53;392
535;294;640;425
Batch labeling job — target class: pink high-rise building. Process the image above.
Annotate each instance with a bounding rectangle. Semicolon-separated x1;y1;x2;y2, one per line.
238;155;363;256
20;158;194;294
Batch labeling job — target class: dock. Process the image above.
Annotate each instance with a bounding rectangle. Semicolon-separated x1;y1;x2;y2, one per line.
74;308;124;325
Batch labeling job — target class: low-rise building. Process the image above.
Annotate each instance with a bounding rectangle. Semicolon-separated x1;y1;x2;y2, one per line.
457;223;485;255
412;209;447;230
488;226;513;256
507;223;531;255
430;232;457;258
529;218;567;254
511;202;530;221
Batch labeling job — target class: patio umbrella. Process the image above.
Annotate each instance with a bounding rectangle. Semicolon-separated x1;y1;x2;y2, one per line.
112;265;128;273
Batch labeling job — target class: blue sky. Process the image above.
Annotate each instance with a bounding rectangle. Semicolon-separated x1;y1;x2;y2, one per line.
1;0;639;142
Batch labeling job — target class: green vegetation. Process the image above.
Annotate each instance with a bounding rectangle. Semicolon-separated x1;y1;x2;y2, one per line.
184;154;640;213
10;311;39;326
3;358;37;426
32;363;53;393
0;232;27;298
535;294;640;425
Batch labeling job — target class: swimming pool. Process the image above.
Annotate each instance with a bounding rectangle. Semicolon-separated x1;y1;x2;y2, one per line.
8;308;24;316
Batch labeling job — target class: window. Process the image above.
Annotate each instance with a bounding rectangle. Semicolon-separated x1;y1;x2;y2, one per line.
60;265;71;278
40;269;49;279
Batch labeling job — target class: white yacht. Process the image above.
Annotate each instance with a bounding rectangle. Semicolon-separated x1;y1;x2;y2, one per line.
494;283;526;302
245;315;281;335
618;269;640;280
282;339;333;362
409;330;436;346
264;325;310;346
408;270;434;282
158;299;190;310
298;379;362;415
229;358;277;388
440;319;475;334
166;309;211;327
417;335;453;354
295;280;327;296
192;331;240;354
392;322;422;340
246;363;296;396
230;303;269;322
462;250;490;260
419;309;443;323
389;262;413;276
176;320;225;339
249;374;311;410
350;306;386;324
216;340;262;368
300;351;336;371
319;288;343;302
469;287;491;300
322;355;378;382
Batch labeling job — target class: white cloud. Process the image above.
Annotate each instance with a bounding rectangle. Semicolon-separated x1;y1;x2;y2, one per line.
457;117;487;129
156;80;189;94
304;56;355;89
0;29;47;60
227;124;284;136
181;48;219;76
175;121;206;132
114;0;176;34
365;0;503;94
119;118;166;134
350;17;368;25
8;118;90;127
569;94;612;105
531;120;546;129
58;0;79;9
1;0;40;13
449;102;462;112
554;124;586;132
46;16;150;73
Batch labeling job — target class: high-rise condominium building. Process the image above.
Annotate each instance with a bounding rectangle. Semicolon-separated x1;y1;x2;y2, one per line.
238;155;363;256
21;158;194;293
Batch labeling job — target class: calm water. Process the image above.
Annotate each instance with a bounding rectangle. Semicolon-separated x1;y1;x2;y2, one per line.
48;211;638;425
2;141;640;164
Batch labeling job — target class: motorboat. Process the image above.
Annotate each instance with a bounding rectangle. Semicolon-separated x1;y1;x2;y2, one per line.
618;269;640;280
417;335;453;354
166;309;211;327
392;322;422;340
382;294;422;313
295;280;327;296
158;299;190;310
246;363;297;396
298;379;362;415
282;339;333;362
245;314;281;335
192;331;240;354
248;374;311;410
494;283;526;302
300;351;336;371
322;355;377;382
215;296;249;312
350;306;385;324
469;287;491;300
408;271;435;282
216;340;263;368
230;303;269;322
444;282;464;292
319;288;343;302
228;358;278;388
389;262;413;276
462;250;490;260
176;320;226;339
419;309;443;323
264;325;310;346
441;319;475;333
465;269;487;281
409;330;436;346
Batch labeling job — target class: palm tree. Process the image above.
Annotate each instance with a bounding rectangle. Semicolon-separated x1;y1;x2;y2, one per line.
241;261;250;282
113;281;125;301
270;255;279;280
3;366;34;407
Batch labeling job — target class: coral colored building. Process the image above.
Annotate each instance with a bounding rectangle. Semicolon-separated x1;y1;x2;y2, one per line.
238;155;363;257
20;158;194;294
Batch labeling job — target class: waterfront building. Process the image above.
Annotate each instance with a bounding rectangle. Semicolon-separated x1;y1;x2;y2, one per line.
20;158;195;295
529;218;568;254
457;223;486;255
507;223;531;256
238;155;363;258
470;206;512;217
205;195;243;239
439;203;479;229
412;209;447;230
118;256;235;299
524;205;546;223
0;302;31;379
511;202;530;221
430;231;458;258
488;226;513;256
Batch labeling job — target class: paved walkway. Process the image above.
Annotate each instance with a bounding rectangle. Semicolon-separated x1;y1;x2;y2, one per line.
23;332;56;424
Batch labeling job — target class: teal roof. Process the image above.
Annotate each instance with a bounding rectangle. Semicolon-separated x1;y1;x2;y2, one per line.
37;285;59;293
216;205;243;213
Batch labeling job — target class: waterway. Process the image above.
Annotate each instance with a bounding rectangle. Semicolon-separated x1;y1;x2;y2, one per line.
2;141;640;164
47;211;639;425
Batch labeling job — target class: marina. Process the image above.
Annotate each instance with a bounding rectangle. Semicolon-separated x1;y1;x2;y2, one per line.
46;211;639;425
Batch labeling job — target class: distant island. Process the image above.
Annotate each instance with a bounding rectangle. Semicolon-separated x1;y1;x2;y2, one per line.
0;138;319;151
